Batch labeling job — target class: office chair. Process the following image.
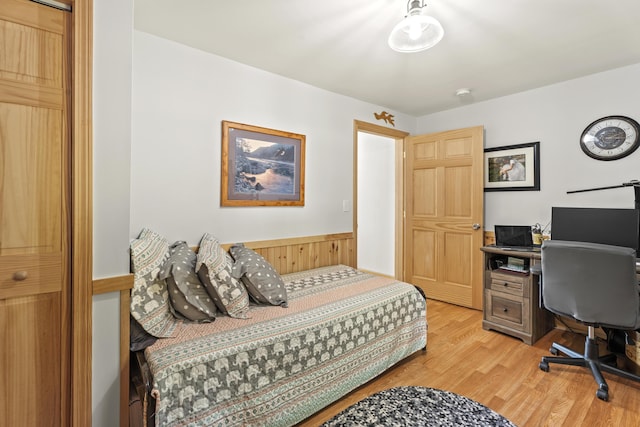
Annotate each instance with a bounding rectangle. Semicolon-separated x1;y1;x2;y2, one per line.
538;240;640;401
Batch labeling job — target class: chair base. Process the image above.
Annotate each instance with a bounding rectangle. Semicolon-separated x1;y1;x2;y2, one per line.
539;328;640;401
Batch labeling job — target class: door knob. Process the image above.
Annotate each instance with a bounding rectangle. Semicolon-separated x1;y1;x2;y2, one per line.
472;223;481;230
13;271;28;281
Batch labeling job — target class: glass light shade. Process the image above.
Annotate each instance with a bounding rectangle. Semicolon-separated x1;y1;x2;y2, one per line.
388;14;444;53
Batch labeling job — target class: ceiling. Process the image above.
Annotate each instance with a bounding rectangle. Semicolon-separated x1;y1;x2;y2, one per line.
134;0;640;116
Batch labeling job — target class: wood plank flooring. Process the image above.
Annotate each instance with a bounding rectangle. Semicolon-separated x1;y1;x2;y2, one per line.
299;299;640;426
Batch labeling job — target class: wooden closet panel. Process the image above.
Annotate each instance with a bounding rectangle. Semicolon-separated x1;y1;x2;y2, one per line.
0;1;64;110
0;2;70;426
0;293;62;426
0;104;63;256
0;19;63;87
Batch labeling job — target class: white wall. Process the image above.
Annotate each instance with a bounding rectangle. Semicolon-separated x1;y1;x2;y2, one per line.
91;293;122;426
416;63;640;233
130;31;415;246
92;0;133;426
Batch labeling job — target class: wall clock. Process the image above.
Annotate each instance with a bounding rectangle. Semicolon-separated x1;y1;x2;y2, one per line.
580;115;640;161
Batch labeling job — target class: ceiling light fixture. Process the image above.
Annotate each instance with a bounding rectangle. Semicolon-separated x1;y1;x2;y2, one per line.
388;0;444;53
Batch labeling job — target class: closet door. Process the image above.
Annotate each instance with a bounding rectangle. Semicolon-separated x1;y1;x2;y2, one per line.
0;1;70;425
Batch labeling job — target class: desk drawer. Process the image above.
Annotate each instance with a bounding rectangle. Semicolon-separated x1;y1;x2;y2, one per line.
484;290;529;332
490;271;525;296
491;295;522;324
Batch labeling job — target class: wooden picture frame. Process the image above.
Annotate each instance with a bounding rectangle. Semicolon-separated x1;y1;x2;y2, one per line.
221;121;305;206
484;141;540;191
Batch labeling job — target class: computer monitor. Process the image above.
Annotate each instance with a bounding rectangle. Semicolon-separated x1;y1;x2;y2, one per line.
551;207;640;254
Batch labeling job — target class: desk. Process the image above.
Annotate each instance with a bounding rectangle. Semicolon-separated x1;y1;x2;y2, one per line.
481;246;554;345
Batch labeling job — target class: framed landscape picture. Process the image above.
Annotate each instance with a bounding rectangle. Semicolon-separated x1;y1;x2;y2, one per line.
221;121;306;206
484;141;540;191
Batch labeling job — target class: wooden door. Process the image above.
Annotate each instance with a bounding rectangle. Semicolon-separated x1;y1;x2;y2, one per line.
0;1;70;425
404;126;484;309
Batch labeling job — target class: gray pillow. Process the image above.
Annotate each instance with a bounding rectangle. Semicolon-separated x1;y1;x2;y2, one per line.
129;228;180;338
159;241;217;322
230;244;288;307
130;315;157;351
196;233;250;319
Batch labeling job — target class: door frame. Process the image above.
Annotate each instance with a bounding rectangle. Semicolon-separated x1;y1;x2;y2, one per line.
353;120;408;279
70;1;93;425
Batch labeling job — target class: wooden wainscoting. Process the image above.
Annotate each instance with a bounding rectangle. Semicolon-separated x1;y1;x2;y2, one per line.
221;232;355;274
92;232;355;426
484;231;496;246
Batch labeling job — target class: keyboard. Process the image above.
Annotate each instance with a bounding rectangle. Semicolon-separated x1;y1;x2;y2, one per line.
494;246;541;252
498;265;529;274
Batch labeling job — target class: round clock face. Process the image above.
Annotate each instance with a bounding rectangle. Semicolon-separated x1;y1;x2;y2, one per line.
580;115;640;160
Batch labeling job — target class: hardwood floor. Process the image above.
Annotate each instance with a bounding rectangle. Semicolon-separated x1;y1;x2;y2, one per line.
299;299;640;426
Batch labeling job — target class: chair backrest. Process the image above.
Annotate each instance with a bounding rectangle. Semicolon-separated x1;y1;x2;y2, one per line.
541;240;640;330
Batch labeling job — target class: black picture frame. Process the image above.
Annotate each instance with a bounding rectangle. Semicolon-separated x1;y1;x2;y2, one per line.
484;141;540;191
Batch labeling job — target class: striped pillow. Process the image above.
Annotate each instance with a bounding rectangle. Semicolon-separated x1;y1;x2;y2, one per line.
130;228;181;337
196;233;250;319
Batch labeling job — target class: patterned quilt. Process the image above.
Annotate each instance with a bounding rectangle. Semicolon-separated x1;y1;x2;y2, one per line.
145;265;427;426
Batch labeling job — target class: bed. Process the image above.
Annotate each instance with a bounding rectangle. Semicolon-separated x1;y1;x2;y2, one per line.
129;230;427;427
139;264;426;426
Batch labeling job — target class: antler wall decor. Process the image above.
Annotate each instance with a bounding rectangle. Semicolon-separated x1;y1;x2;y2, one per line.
373;111;395;127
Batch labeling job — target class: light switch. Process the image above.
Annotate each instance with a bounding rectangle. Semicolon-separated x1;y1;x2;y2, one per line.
342;200;350;212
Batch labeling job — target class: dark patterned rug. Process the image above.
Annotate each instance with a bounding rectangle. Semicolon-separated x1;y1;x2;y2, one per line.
321;386;517;427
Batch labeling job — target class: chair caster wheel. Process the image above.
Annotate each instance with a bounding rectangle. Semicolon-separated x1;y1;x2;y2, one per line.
539;361;549;372
550;347;559;356
596;388;608;401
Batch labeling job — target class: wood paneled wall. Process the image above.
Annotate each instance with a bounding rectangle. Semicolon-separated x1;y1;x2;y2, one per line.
484;231;496;246
221;232;356;274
